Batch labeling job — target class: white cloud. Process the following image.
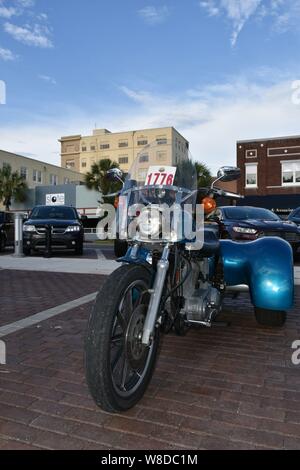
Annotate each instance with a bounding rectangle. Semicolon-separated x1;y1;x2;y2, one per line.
138;5;170;25
38;74;57;85
0;46;17;60
0;5;18;18
200;0;300;45
4;22;53;48
1;72;300;174
200;0;263;45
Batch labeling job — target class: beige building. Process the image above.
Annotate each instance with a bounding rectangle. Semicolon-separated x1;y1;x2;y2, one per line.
0;149;85;190
60;127;189;174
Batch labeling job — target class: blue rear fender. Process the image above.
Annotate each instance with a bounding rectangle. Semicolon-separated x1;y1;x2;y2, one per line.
220;237;294;311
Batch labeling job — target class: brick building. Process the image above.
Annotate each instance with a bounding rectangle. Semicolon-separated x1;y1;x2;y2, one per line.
237;135;300;212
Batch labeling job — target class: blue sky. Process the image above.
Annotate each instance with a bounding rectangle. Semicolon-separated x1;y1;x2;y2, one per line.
1;0;300;173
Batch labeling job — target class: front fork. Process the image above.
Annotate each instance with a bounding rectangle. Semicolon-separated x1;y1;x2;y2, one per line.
142;245;170;346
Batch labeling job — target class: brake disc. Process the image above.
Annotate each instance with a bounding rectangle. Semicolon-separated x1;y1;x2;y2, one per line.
125;304;148;370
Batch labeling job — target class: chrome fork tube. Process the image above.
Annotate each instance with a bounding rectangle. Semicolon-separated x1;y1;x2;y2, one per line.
142;245;170;346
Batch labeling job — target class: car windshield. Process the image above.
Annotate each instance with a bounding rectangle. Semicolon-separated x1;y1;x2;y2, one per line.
223;207;280;221
291;209;300;218
30;207;77;220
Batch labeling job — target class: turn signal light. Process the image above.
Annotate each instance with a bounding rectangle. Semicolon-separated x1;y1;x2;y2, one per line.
202;197;217;214
114;197;119;209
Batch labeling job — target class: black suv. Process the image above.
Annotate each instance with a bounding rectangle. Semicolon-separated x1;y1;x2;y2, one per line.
0;211;15;252
23;205;85;256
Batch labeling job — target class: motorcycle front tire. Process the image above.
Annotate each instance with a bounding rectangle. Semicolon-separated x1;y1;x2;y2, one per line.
85;264;160;413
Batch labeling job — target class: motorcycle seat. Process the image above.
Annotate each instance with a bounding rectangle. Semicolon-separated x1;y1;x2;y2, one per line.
200;228;220;256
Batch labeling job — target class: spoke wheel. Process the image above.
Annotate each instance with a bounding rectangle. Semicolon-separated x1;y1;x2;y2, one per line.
85;264;160;412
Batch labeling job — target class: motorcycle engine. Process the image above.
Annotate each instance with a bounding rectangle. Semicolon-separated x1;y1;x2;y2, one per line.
181;258;222;324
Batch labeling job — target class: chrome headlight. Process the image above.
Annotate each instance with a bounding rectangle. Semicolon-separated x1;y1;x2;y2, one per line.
137;208;161;239
65;225;81;232
233;226;257;234
23;225;36;233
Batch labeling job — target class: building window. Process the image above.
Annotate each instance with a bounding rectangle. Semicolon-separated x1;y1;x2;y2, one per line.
245;164;257;187
90;145;96;151
119;140;128;148
82;146;87;152
50;174;58;185
33;169;37;182
139;154;149;163
100;143;110;150
81;160;87;168
157;151;167;162
64;177;70;184
246;149;257;159
66;160;75;169
137;140;148;146
38;171;42;183
119;156;128;165
282;161;300;186
156;137;167;145
20;167;27;180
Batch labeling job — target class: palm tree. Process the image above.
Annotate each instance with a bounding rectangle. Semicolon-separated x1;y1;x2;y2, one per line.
195;162;212;188
0;164;28;211
85;158;121;196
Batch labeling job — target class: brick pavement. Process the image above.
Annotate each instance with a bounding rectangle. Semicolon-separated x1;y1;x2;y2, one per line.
0;271;300;450
0;270;104;327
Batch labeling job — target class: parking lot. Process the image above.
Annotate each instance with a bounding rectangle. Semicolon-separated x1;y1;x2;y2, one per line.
0;243;300;450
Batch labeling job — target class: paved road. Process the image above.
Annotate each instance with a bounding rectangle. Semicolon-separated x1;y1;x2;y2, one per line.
0;269;300;450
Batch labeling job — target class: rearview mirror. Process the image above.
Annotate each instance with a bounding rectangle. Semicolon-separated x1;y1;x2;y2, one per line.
216;166;241;182
107;168;124;184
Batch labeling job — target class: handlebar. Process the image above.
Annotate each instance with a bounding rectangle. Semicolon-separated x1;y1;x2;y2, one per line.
211;187;244;200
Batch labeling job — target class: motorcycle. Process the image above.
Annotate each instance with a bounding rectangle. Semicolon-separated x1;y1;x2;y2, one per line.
85;141;294;413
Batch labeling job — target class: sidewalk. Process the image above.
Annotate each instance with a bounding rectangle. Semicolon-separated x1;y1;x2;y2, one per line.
0;254;118;276
1;253;299;283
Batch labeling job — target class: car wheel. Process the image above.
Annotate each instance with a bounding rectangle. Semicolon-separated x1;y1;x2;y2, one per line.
75;242;83;256
254;308;286;327
293;246;299;261
114;239;128;258
0;236;5;253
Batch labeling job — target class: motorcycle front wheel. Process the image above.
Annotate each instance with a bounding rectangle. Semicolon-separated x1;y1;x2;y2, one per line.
85;264;160;412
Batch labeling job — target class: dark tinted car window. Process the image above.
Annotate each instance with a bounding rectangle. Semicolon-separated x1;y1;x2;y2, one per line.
6;213;14;223
291;209;300;218
30;207;77;220
223;207;280;221
0;213;4;223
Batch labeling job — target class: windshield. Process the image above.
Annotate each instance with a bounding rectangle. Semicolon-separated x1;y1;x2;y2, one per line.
118;140;198;243
30;206;77;220
122;140;197;204
223;207;280;221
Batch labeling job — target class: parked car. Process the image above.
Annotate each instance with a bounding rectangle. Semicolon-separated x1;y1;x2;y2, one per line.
23;205;85;256
207;205;300;257
0;211;15;252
